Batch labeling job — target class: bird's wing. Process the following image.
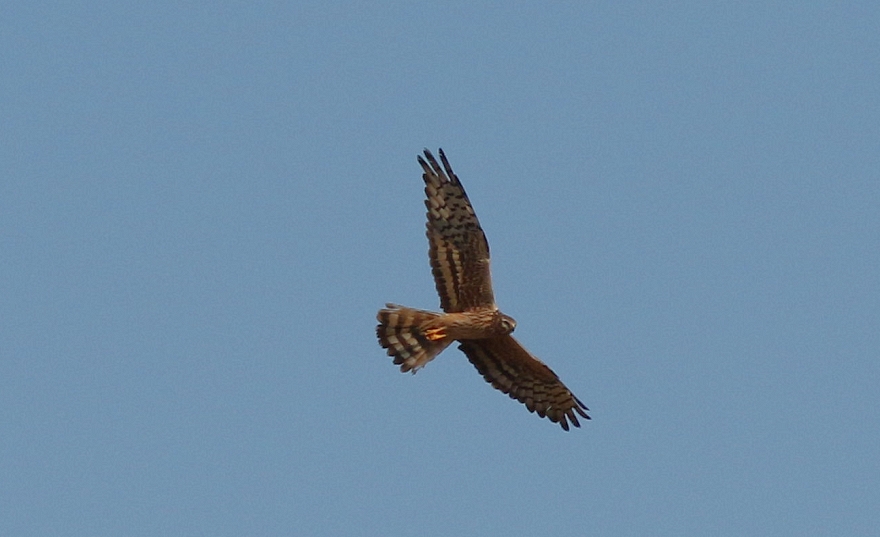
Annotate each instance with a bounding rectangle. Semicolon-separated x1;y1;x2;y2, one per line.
419;149;495;313
458;335;590;431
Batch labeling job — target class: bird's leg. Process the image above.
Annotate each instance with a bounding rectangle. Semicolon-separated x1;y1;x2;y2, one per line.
424;327;446;341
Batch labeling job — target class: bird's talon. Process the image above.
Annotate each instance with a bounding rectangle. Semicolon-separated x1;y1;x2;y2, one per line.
424;328;446;341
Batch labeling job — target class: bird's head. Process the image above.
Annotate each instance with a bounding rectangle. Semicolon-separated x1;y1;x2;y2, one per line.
500;314;517;334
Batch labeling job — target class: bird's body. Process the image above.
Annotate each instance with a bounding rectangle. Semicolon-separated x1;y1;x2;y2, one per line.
376;149;590;430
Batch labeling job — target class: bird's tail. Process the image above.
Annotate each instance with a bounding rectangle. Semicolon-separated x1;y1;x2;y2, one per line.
376;304;451;373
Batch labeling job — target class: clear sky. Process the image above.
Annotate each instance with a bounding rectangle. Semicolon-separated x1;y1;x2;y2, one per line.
2;2;878;535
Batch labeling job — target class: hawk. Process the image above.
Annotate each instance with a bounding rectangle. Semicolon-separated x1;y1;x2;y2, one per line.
376;149;590;430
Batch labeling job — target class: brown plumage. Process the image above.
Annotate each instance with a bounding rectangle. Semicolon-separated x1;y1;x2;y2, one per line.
376;149;590;430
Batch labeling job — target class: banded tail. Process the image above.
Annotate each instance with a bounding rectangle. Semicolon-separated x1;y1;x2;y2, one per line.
376;304;452;373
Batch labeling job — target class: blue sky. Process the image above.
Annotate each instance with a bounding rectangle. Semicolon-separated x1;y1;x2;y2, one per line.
2;2;879;535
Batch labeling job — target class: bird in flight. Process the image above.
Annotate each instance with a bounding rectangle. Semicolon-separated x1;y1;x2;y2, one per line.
376;149;590;430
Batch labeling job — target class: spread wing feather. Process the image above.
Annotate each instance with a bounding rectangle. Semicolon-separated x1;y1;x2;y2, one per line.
419;149;495;313
458;335;591;431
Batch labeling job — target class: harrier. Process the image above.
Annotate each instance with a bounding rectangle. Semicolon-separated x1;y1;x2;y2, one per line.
376;149;590;430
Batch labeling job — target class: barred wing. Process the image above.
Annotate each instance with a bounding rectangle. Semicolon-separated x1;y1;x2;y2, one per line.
458;335;590;431
419;149;495;313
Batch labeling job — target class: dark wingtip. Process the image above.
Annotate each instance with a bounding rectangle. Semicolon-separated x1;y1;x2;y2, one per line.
574;395;591;420
437;148;456;179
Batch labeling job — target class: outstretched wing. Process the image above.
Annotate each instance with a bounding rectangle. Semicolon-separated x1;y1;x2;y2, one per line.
458;335;590;431
419;149;495;313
